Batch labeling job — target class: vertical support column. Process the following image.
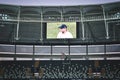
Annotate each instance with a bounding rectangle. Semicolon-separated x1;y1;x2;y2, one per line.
61;7;63;21
68;44;71;60
67;39;71;60
33;45;35;60
15;6;20;40
51;45;53;60
68;43;70;55
104;44;107;60
80;7;85;40
40;7;43;42
102;5;109;39
86;45;88;60
14;45;16;61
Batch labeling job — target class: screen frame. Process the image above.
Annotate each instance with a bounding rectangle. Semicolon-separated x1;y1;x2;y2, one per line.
43;22;79;40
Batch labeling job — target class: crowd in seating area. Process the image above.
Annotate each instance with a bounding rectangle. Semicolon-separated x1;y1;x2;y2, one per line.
0;60;120;80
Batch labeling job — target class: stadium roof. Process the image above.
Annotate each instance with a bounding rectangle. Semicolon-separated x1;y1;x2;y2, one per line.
0;0;120;6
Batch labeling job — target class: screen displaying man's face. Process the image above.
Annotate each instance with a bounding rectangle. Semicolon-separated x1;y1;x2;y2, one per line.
47;22;76;39
60;28;67;33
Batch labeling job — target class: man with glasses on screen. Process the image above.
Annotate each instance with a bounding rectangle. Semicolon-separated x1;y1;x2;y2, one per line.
57;24;73;38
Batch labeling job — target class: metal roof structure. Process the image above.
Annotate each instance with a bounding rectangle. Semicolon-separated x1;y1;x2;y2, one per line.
0;1;120;61
0;0;120;6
